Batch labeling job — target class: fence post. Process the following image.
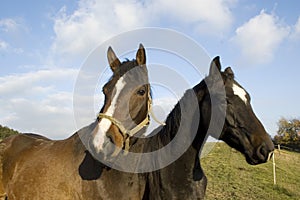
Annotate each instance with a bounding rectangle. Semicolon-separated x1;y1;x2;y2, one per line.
273;152;276;185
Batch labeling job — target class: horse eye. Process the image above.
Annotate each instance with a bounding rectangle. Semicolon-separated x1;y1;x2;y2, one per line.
137;89;146;96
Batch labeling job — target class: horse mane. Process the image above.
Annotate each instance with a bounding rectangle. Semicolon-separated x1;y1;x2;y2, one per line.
143;79;207;151
140;79;208;198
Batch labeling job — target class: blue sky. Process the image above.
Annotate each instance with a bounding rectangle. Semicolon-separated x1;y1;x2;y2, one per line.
0;0;299;139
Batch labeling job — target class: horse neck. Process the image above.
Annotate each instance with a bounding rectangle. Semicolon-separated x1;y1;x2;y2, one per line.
153;80;207;146
143;80;208;165
145;81;208;198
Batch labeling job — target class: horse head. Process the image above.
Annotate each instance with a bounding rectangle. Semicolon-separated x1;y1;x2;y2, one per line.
92;44;151;156
198;56;274;165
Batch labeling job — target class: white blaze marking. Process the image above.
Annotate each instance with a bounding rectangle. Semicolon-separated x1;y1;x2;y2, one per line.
93;77;126;151
232;84;247;104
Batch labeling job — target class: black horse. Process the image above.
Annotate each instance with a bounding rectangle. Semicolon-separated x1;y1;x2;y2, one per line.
139;56;274;199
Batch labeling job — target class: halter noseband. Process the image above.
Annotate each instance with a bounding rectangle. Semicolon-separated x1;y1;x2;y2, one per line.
97;93;165;154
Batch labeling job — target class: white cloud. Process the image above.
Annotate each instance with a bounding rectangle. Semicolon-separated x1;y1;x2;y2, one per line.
0;18;29;35
0;39;8;51
0;96;76;139
51;0;235;61
290;16;300;40
0;18;25;54
0;18;19;32
0;69;79;138
295;17;300;35
51;1;147;59
0;18;28;56
152;0;235;34
232;10;290;65
0;69;78;97
0;39;23;54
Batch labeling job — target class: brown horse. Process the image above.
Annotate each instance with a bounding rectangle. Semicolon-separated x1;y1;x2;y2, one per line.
139;56;275;199
0;44;151;199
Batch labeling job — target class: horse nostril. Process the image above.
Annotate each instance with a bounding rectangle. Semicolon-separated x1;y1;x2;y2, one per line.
257;143;268;160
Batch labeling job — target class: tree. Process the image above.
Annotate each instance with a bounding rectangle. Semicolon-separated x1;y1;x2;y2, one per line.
274;118;300;151
0;125;19;140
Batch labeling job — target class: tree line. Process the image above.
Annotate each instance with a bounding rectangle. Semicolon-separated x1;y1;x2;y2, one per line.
0;125;19;141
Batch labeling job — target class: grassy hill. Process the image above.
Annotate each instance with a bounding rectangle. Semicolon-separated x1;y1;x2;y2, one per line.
201;142;300;200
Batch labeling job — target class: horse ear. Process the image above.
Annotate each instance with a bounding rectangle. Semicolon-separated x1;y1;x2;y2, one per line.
209;56;221;77
136;43;146;66
107;46;121;72
224;67;234;77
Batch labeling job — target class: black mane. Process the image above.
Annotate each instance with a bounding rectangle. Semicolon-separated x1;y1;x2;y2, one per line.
141;79;207;152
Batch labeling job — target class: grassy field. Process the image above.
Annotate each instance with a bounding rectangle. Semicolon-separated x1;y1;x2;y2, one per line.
201;142;300;200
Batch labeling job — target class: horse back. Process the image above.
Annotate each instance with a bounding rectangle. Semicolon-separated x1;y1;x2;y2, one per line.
0;133;87;199
0;134;53;184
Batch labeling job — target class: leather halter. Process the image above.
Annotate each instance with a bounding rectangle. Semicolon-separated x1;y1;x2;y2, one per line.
97;92;165;154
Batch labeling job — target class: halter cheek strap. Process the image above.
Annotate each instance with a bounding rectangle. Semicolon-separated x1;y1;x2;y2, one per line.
97;93;166;154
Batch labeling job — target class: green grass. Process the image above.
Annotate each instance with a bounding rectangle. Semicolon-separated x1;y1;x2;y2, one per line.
201;142;300;200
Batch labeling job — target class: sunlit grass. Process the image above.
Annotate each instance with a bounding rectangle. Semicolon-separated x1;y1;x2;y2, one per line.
201;142;300;200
